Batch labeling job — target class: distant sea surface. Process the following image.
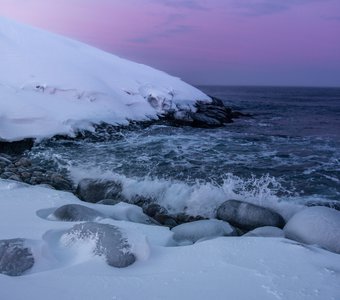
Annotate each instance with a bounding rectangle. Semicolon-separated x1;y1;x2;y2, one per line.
30;86;340;216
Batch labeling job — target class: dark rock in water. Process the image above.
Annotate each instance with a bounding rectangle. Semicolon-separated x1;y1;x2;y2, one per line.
61;222;135;268
76;178;123;203
143;203;168;218
49;174;73;191
216;200;285;230
130;195;153;208
14;157;31;167
52;204;104;221
0;139;34;155
173;213;207;225
153;214;178;228
171;219;237;244
306;201;340;212
0;238;34;276
160;97;249;128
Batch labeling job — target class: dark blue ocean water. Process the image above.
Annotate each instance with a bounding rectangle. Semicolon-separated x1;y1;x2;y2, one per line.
30;86;340;215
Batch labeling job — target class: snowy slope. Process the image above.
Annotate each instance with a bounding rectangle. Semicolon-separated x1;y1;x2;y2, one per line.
0;17;209;141
0;179;340;300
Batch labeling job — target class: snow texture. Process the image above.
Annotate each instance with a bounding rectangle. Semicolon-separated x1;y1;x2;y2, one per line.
0;180;340;299
284;206;340;254
0;17;210;141
244;226;285;238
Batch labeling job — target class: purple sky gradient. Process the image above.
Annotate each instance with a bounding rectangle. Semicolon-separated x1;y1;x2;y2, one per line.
1;0;340;86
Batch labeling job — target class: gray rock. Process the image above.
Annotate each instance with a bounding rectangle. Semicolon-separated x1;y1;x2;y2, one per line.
8;174;22;182
97;199;123;205
0;238;34;276
143;203;168;218
217;200;285;230
52;204;104;221
76;178;123;203
50;174;73;191
171;219;237;243
61;222;135;267
14;157;31;167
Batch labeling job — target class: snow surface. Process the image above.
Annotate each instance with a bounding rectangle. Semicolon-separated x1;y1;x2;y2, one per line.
0;17;210;141
1;179;340;300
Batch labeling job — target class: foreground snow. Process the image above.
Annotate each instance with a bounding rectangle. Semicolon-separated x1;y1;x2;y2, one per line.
0;17;209;141
0;180;339;300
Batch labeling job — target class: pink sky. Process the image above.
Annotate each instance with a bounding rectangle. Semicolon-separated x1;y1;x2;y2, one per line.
1;0;340;86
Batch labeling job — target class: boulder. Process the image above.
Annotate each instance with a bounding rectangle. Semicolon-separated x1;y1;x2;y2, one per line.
97;199;123;206
284;206;340;254
216;200;285;230
52;204;104;221
60;222;135;267
76;178;123;203
171;219;237;244
0;238;34;276
243;226;285;238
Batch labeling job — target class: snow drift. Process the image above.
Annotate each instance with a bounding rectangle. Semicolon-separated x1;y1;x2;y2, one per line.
0;17;210;141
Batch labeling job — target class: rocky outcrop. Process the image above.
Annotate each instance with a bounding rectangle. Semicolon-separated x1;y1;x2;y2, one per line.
0;139;34;155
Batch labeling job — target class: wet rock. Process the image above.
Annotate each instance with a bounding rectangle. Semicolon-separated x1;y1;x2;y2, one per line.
173;213;206;225
52;204;104;221
143;203;168;218
8;174;22;182
49;174;73;191
152;214;178;228
243;226;285;238
0;238;34;276
60;222;135;268
216;200;285;230
284;206;340;254
0;139;34;155
14;157;31;167
76;178;123;203
171;219;237;244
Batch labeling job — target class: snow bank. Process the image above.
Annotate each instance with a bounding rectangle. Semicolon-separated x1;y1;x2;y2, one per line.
284;206;340;254
0;17;210;141
1;179;340;300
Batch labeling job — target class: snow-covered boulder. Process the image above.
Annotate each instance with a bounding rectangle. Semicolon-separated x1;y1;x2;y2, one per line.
0;238;34;276
243;226;285;238
0;17;211;141
76;178;123;203
60;222;135;268
217;200;285;230
51;204;104;222
171;219;237;244
109;202;158;225
284;206;340;254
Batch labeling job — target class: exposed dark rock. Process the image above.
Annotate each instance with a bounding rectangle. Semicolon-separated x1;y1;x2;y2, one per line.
0;139;34;155
153;214;178;228
172;213;207;225
76;178;123;203
97;199;123;206
0;238;34;276
143;203;168;218
216;200;285;230
52;204;104;221
49;174;73;191
61;222;135;268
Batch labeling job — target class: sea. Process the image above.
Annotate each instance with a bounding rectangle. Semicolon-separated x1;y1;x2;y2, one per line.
29;86;340;218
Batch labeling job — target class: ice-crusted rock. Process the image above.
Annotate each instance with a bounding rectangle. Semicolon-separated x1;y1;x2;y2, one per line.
171;219;237;244
243;226;285;238
284;206;340;254
76;178;123;203
216;200;285;230
60;222;135;268
52;204;104;221
110;202;159;225
0;238;34;276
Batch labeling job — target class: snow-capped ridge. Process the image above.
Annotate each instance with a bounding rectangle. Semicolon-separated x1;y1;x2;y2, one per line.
0;16;210;141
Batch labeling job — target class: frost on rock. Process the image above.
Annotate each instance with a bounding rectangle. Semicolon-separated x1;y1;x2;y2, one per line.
284;206;340;254
243;226;285;238
171;219;237;244
52;204;104;222
0;238;34;276
60;222;135;268
217;200;285;230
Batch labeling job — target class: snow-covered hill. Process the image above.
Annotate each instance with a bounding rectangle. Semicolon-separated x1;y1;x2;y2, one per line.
0;17;209;141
